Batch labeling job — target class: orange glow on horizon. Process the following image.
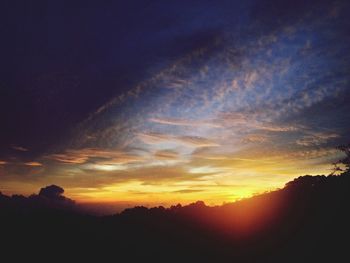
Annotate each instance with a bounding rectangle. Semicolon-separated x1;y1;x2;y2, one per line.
0;150;336;210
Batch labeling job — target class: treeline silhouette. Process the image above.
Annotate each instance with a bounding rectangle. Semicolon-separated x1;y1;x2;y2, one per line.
1;171;349;262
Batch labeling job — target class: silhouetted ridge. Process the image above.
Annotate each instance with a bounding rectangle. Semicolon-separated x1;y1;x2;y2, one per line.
1;172;349;262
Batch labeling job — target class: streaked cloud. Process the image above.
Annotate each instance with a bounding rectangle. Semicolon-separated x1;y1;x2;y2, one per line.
82;163;128;171
11;146;28;152
296;132;339;146
154;150;179;160
46;148;142;165
137;132;173;145
176;136;219;147
24;162;42;167
216;112;301;132
191;149;229;160
172;189;204;194
242;134;269;143
137;132;219;148
149;117;221;128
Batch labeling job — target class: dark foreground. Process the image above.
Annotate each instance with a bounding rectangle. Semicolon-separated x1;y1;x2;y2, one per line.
1;172;349;262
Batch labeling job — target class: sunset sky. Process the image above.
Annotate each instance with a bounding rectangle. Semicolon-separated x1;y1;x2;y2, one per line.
1;0;349;207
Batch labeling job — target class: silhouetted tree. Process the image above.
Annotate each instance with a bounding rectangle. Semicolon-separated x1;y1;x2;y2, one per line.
338;144;350;170
332;144;350;175
39;185;64;199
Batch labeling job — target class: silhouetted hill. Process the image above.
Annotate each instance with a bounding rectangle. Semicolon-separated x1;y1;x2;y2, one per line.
1;172;349;262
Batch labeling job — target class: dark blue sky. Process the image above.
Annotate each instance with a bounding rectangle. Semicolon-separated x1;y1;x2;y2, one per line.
0;0;244;157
